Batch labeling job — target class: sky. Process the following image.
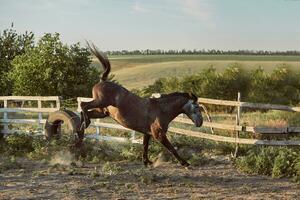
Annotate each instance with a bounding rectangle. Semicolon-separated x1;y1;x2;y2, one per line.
0;0;300;51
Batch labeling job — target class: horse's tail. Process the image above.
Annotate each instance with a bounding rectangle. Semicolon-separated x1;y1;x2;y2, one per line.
86;42;111;82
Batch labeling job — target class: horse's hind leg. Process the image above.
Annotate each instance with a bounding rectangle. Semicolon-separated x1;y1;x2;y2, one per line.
152;129;189;167
143;134;153;166
80;99;107;129
87;109;108;119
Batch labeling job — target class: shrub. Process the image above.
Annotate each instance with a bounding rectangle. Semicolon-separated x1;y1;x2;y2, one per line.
5;133;34;156
235;146;300;180
272;148;298;178
102;161;121;175
121;143;143;161
140;65;300;106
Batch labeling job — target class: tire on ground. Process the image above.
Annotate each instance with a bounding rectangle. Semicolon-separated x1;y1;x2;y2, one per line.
44;109;82;140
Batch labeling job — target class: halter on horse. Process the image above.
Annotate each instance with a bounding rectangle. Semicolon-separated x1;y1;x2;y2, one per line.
80;43;203;167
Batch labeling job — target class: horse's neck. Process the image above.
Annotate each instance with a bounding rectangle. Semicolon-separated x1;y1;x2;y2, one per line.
160;97;186;122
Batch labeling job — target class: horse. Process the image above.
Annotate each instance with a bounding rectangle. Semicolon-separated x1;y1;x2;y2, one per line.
80;43;203;167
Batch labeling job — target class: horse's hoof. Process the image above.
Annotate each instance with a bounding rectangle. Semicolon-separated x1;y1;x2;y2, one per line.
181;161;190;167
80;122;87;131
185;166;192;170
184;165;193;170
143;160;153;167
86;119;91;128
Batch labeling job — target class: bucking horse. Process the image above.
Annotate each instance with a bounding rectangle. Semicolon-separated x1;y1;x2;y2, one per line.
80;43;203;167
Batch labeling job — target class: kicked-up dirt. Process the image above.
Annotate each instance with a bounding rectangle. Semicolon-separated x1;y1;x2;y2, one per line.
0;156;299;200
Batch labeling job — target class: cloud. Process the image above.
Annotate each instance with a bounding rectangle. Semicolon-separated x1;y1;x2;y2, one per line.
180;0;216;29
132;1;149;13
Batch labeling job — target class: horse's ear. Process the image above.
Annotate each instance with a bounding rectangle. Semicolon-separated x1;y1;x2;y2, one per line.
188;93;198;102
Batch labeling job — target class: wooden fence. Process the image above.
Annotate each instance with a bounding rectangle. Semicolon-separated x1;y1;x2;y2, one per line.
1;95;300;147
0;96;60;135
78;95;300;146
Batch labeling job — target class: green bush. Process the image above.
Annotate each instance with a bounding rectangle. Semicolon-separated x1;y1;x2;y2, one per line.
272;148;298;178
140;65;300;106
5;133;34;156
235;146;300;180
102;161;121;175
121;143;143;161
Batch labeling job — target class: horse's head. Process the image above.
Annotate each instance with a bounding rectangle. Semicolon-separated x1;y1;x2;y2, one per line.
183;93;203;127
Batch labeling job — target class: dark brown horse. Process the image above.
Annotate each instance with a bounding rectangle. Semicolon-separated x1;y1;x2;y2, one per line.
80;43;203;167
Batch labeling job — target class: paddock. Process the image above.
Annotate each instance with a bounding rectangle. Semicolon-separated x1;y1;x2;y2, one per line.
1;95;300;199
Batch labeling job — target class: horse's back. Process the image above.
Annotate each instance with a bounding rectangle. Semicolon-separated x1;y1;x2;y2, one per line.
92;81;128;100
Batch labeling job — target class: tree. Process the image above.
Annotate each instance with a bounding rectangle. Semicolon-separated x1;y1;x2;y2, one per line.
10;33;99;98
269;65;300;105
0;24;34;95
247;67;272;103
220;64;250;100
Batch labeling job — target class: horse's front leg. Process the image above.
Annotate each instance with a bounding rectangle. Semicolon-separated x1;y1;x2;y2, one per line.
143;134;153;166
151;126;189;167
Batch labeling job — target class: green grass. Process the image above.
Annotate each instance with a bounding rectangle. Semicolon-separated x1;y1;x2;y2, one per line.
91;54;300;89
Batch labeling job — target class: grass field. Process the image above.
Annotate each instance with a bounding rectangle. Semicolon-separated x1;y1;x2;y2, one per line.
91;54;300;89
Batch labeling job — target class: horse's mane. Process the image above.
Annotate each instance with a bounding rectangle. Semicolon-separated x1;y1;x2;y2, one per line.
149;92;197;113
160;92;189;98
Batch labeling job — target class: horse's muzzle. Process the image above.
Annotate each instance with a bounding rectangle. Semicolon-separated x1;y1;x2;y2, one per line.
194;117;203;127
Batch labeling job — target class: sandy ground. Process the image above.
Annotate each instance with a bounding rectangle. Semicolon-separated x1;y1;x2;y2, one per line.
0;156;299;200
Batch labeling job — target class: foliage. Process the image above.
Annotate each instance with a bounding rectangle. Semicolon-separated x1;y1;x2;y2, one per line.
4;133;34;156
101;161;121;175
235;146;300;179
248;66;300;105
121;143;143;161
0;24;34;95
140;65;300;106
10;33;98;98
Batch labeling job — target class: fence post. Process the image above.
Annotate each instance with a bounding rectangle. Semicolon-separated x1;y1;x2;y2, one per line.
56;97;61;110
234;92;241;158
3;100;8;135
77;98;81;112
38;100;43;130
131;130;136;142
96;119;100;138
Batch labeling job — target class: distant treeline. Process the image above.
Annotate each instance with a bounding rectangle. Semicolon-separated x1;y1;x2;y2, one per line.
106;49;300;56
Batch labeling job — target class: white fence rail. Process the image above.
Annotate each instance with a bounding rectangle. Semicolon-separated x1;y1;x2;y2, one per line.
0;96;60;135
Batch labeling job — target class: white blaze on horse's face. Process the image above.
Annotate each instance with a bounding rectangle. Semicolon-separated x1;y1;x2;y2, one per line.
183;100;203;127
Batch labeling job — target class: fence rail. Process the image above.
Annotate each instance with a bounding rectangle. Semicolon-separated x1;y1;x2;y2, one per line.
169;127;300;146
198;97;300;112
0;96;60;135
